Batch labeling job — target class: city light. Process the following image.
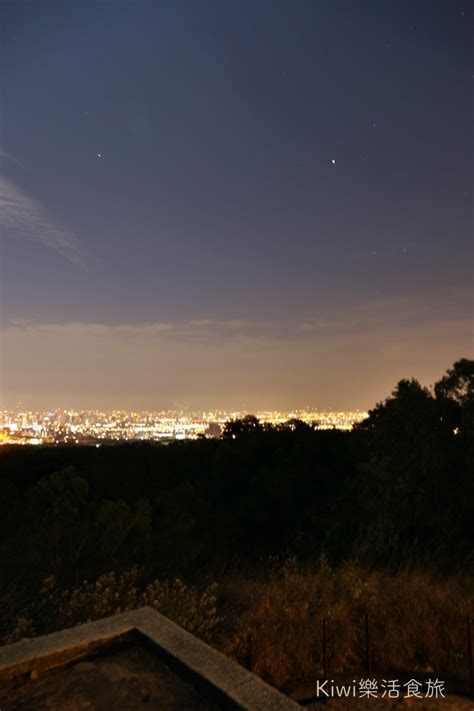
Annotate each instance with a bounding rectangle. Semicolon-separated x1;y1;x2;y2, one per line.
0;408;368;445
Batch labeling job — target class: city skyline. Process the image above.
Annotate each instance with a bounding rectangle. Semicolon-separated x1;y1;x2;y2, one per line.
0;407;369;445
1;1;472;410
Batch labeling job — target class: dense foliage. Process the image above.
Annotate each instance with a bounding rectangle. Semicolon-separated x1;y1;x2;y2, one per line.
0;359;472;639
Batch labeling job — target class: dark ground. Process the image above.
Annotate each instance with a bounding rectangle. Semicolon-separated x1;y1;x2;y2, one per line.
0;645;223;710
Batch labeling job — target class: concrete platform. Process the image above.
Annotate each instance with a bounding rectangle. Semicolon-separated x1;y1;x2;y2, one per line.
0;606;300;710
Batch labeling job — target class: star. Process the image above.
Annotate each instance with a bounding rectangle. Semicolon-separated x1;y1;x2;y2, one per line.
97;153;102;158
372;122;376;128
331;159;336;165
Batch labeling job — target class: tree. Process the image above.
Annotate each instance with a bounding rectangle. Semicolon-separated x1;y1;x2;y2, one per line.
276;418;313;433
434;358;474;405
24;467;90;582
351;374;464;565
222;415;263;439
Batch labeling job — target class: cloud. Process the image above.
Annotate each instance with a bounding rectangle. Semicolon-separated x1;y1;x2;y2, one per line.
0;149;24;169
1;306;472;411
0;176;83;265
298;292;474;337
3;318;259;347
5;293;472;350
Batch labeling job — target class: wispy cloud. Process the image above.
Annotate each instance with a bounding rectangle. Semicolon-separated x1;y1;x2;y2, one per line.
0;175;83;265
298;292;474;337
5;292;472;348
0;149;24;169
4;318;257;346
2;310;471;411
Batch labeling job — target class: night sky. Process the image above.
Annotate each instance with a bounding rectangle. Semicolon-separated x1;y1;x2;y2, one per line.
0;0;472;411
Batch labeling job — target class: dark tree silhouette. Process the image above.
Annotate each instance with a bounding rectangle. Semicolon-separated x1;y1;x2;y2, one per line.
434;358;474;404
222;415;263;439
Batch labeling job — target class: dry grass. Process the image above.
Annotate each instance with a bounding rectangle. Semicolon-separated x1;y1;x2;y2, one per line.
3;559;473;704
216;559;474;691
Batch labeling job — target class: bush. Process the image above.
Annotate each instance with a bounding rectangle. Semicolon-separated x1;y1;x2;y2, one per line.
3;568;220;644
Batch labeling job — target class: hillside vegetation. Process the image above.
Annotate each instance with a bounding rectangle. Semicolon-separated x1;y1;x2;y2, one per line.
0;359;472;688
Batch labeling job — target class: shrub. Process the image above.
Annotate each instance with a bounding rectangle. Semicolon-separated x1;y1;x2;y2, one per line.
3;568;220;644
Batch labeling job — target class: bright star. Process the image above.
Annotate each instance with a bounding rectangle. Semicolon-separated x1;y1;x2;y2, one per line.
331;159;336;165
97;153;102;158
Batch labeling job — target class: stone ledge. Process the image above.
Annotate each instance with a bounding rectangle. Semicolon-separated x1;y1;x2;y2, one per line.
0;607;300;710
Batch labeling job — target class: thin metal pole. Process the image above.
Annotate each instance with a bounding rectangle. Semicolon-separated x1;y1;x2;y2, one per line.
468;616;474;700
365;612;372;677
322;617;328;677
247;632;253;672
